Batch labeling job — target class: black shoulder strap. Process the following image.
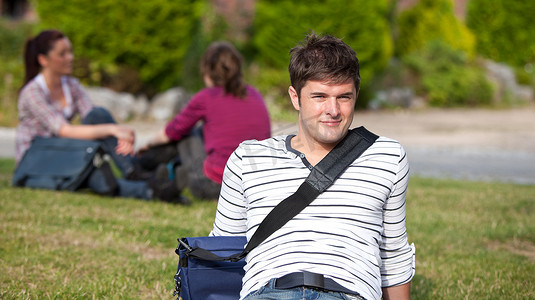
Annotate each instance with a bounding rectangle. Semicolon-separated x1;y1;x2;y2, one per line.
184;127;379;262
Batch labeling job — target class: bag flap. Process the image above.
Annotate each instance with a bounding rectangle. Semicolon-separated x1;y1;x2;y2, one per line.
180;236;247;253
14;137;101;178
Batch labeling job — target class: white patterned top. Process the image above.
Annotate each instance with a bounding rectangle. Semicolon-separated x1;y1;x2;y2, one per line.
211;132;415;300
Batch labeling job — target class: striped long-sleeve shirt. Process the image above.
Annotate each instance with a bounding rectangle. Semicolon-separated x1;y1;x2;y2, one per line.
210;133;415;300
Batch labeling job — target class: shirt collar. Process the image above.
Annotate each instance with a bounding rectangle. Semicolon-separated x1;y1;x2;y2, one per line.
35;73;73;118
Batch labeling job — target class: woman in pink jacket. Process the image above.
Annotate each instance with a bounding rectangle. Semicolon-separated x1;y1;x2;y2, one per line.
139;41;271;200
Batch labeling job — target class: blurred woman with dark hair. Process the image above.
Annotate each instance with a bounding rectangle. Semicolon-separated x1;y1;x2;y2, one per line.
139;41;271;200
15;30;181;202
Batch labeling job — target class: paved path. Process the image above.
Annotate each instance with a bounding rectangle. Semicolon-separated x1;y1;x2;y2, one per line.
0;127;15;159
2;107;534;184
349;108;535;185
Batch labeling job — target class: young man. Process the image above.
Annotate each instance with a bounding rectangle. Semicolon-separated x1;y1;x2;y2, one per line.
211;33;415;300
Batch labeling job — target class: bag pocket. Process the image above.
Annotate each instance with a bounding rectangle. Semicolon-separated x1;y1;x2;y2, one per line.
174;236;247;300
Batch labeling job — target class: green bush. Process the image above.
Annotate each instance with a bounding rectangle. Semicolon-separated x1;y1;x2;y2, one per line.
0;20;35;127
396;0;475;58
36;0;205;94
467;0;535;68
403;41;493;107
0;20;34;59
251;0;393;108
467;0;535;86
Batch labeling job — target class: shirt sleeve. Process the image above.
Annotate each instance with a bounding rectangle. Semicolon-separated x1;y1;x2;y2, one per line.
19;84;67;135
165;91;206;141
209;145;248;236
380;144;416;287
68;77;93;118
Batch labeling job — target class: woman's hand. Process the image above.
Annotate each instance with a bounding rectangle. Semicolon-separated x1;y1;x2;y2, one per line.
58;123;135;156
112;125;135;144
116;138;135;156
110;125;135;156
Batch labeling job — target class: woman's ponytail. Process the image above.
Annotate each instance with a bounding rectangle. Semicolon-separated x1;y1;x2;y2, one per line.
200;41;246;98
22;37;40;88
20;30;65;89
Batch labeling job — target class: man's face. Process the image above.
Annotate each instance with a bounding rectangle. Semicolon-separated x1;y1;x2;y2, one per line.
289;80;357;150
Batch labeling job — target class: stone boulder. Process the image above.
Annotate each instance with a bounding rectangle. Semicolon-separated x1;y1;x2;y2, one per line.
85;86;139;122
484;60;534;103
148;87;190;121
369;87;424;109
84;86;191;122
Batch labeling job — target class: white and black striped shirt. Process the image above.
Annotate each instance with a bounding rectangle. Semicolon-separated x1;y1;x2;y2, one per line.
211;134;415;300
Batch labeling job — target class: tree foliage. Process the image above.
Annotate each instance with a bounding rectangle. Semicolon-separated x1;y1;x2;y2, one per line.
396;0;475;57
250;0;393;107
0;21;35;126
36;0;204;94
466;0;535;68
403;41;493;107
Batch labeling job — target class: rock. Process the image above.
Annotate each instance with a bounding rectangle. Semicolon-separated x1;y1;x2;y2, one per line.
85;86;192;122
149;87;190;121
114;92;136;121
132;94;150;120
85;86;135;122
483;60;534;103
484;60;517;92
369;87;416;109
515;85;534;103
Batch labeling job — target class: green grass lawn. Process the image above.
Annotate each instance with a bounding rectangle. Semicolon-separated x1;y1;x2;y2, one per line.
1;158;534;299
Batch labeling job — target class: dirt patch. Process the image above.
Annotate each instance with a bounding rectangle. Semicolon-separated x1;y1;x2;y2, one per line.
487;239;535;262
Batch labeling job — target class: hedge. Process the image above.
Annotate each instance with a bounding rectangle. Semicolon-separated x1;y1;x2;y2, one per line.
36;0;205;94
0;20;35;126
466;0;535;68
250;0;393;107
396;0;475;57
403;41;493;107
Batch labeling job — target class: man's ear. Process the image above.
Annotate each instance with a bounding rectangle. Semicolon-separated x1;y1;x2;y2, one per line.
37;54;48;68
288;86;300;111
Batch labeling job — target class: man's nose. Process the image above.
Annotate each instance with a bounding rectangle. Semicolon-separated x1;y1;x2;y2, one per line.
325;97;341;117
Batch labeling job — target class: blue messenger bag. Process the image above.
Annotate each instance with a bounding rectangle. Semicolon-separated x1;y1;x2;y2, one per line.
12;137;102;191
173;127;378;300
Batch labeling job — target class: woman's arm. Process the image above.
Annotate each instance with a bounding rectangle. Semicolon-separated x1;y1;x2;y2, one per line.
58;123;135;155
137;128;170;153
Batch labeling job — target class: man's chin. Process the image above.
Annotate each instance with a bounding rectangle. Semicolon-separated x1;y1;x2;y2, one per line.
317;131;348;145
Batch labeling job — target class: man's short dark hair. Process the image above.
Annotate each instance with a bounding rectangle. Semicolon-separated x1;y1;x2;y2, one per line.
289;32;360;98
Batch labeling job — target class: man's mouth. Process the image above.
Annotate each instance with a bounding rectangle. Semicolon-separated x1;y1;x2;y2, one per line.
321;120;342;126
